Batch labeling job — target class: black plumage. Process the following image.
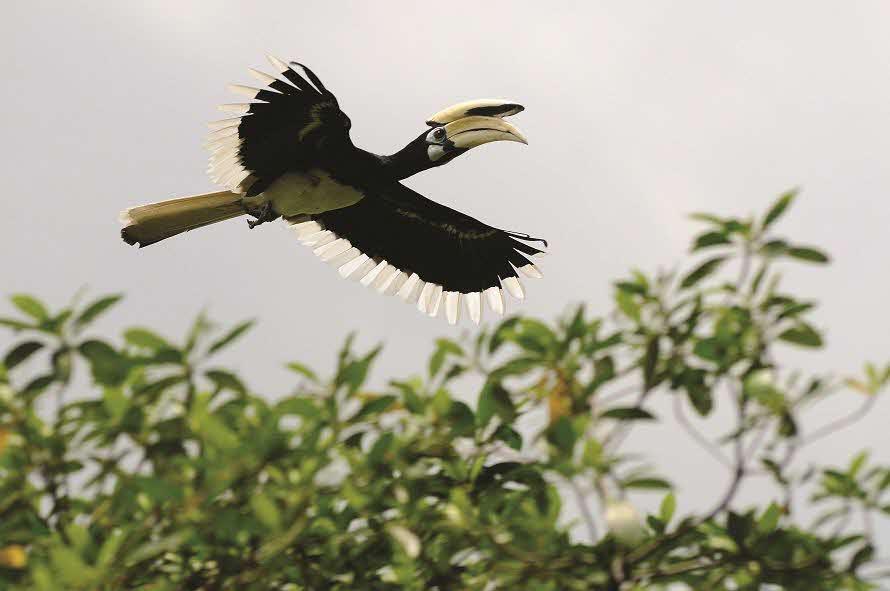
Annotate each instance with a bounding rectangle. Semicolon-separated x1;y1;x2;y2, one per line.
121;56;546;323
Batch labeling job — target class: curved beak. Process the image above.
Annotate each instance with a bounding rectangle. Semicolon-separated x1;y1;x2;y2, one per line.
443;116;528;149
427;99;524;126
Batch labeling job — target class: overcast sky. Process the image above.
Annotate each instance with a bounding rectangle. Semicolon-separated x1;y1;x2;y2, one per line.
2;1;889;548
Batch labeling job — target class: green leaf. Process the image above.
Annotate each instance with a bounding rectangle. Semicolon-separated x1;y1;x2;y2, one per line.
624;477;671;490
50;545;95;585
778;323;823;348
22;374;55;397
691;231;731;251
192;413;239;450
10;294;49;322
429;338;463;377
78;340;130;386
284;361;318;382
614;281;647;295
352;395;396;422
787;246;830;264
689;212;725;225
96;530;125;571
546;416;576;454
4;341;43;369
477;382;517;427
759;239;788;257
207;319;254;355
251;492;282;530
659;492;676;524
757;502;781;534
615;290;641;323
75;294;123;329
276;397;320;419
849;450;868;478
0;317;35;331
600;407;656;421
133;476;184;504
126;531;191;566
448;401;476;437
124;328;171;352
642;337;660;389
680;256;727;289
762;189;796;230
103;387;129;421
848;544;874;573
493;424;522;450
205;369;247;395
336;345;381;395
369;432;394;464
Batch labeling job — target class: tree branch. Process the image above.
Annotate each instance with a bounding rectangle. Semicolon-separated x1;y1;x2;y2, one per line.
673;394;732;470
799;394;878;447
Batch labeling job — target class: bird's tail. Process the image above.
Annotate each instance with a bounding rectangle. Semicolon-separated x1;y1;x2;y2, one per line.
120;191;245;247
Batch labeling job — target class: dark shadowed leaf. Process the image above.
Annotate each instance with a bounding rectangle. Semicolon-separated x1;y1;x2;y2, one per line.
4;341;43;370
477;382;517;427
352;395;396;422
546;416;576;454
207;319;255;355
643;337;660;389
787;246;830;264
493;424;522;450
600;407;656;421
692;231;731;251
448;401;476;437
624;477;671;490
205;369;247;395
779;323;823;348
78;340;130;386
762;189;796;230
680;257;727;289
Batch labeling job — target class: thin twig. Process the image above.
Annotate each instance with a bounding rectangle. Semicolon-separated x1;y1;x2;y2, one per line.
799;394;878;447
567;477;599;542
703;384;747;522
672;394;732;470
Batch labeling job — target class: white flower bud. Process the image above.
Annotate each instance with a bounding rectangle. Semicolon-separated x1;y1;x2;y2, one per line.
605;499;645;545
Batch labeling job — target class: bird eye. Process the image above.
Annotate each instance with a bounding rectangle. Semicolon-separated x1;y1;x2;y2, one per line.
433;128;445;140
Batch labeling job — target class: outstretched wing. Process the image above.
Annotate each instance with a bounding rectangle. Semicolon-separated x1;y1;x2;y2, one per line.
206;56;352;196
285;182;546;324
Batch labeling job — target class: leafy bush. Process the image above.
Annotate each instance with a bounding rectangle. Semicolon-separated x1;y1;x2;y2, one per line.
1;192;888;589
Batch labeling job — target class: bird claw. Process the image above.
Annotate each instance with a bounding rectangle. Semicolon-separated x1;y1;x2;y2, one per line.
245;202;279;229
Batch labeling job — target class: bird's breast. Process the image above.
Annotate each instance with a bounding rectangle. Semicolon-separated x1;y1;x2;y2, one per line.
258;170;364;217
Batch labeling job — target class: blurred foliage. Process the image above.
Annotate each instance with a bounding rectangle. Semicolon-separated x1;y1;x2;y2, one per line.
1;191;889;590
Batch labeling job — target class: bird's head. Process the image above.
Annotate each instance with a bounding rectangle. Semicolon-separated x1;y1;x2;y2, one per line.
423;99;527;165
387;100;526;179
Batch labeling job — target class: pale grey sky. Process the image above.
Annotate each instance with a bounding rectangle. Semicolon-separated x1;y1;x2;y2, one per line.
2;1;888;548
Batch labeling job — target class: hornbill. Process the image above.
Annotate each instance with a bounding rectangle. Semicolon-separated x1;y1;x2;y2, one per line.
120;56;546;324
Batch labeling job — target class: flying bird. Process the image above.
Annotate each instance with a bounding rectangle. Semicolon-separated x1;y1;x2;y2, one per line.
120;56;546;324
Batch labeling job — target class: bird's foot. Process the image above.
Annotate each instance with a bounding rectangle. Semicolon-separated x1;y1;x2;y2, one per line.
245;202;280;229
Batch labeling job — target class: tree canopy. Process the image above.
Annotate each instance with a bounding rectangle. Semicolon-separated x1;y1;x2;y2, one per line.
1;191;888;589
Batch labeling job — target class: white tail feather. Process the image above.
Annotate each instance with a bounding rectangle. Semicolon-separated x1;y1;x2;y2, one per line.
120;191;244;247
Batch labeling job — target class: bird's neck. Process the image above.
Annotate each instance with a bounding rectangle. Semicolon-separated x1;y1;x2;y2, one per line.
378;144;433;180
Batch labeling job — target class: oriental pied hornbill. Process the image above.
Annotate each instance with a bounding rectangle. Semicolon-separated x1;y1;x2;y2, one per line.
120;56;546;324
